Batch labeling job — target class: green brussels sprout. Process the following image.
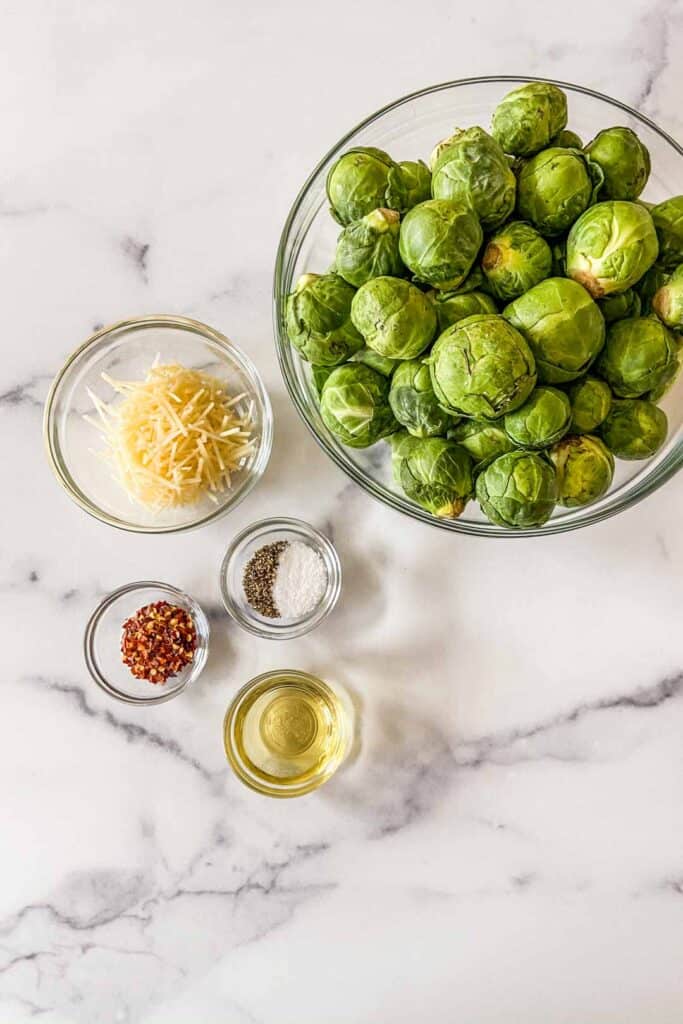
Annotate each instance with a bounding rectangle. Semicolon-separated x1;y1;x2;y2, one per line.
476;450;558;528
503;386;571;448
549;435;615;507
600;399;668;459
350;347;399;376
431;127;516;230
651;196;683;268
653;264;683;332
388;430;422;483
599;288;642;324
311;364;334;398
516;148;603;236
386;160;432;213
389;359;455;437
399;199;483;291
568;376;613;432
319;363;397;447
433;289;498;331
350;276;436;358
326;147;397;225
551;129;583;149
584;127;651;201
482;221;553;301
286;273;364;365
334;209;405;287
428;314;536;419
448;419;514;465
398;437;473;518
566;201;659;298
596;317;678;397
637;263;670;314
503;278;605;383
492;82;568;157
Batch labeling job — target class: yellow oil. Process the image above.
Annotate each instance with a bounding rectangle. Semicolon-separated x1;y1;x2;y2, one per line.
224;672;350;797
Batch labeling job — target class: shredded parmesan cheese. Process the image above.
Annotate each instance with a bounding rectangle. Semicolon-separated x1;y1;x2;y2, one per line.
85;362;256;510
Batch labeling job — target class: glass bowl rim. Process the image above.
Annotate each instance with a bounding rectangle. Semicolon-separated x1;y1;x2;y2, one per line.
223;668;349;797
43;313;274;535
219;515;342;639
273;74;683;537
83;579;210;705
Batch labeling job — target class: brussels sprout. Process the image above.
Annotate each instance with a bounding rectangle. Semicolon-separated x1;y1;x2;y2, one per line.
399;199;483;291
350;276;436;358
389;359;455;437
320;363;397;447
428;314;536;419
552;129;583;149
286;273;364;365
568;376;613;432
584;127;651;200
504;386;571;448
503;278;605;383
600;399;668;459
492;82;568;157
637;263;670;314
386;160;432;213
482;221;553;301
431;127;516;230
335;209;405;287
448;419;514;465
326;147;397;225
566;201;659;297
433;289;498;331
388;430;422;483
596;317;678;397
311;364;334;398
516;148;603;236
549;435;615;507
599;288;642;324
476;450;557;528
399;437;473;518
350;347;399;376
651;196;683;268
653;264;683;332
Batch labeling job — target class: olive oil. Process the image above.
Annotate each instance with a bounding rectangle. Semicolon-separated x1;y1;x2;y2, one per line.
224;671;351;797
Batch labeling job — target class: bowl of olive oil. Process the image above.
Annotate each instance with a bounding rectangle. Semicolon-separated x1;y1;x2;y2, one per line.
224;670;352;797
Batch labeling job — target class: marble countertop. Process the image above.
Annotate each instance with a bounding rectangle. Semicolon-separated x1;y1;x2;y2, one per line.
3;2;683;1021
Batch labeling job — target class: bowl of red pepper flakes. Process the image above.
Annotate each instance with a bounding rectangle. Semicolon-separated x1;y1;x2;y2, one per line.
84;582;209;704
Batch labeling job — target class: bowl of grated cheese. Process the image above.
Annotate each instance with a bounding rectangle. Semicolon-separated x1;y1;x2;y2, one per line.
44;315;272;533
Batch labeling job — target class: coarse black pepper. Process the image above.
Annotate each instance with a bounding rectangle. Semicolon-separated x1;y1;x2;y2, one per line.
242;541;288;618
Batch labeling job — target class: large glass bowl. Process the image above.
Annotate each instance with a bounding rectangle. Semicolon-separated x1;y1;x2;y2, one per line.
44;315;272;533
274;77;683;536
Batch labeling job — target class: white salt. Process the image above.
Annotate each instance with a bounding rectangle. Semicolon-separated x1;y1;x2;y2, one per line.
273;541;327;620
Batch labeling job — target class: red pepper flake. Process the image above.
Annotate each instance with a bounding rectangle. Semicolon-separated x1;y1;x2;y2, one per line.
121;600;197;684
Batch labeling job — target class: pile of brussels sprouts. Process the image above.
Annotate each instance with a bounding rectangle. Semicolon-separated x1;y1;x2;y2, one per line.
285;82;683;528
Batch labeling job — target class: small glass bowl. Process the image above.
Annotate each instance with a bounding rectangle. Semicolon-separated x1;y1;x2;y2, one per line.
84;581;210;704
223;669;352;797
219;517;341;639
44;315;272;534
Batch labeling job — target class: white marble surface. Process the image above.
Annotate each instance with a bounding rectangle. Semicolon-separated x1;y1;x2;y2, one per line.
2;1;683;1021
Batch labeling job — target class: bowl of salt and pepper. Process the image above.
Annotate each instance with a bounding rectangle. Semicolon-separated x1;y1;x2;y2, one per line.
219;517;342;639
